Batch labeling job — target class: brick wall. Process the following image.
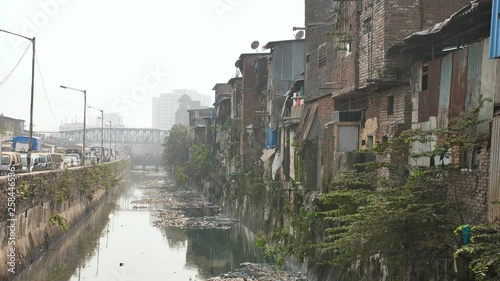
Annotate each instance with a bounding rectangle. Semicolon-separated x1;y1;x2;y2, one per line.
317;95;335;125
317;95;335;191
304;0;335;99
448;142;490;223
331;1;359;96
376;85;412;138
422;0;470;28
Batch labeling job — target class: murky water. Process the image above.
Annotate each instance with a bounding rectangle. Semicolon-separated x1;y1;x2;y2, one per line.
14;170;266;281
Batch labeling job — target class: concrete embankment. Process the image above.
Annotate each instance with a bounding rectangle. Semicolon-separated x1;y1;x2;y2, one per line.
0;160;129;281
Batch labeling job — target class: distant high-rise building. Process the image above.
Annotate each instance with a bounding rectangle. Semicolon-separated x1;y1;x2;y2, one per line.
152;97;160;128
175;94;203;126
103;113;125;128
151;89;211;130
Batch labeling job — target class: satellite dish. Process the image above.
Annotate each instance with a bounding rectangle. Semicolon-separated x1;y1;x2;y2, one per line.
234;59;241;68
295;30;305;39
251;41;260;50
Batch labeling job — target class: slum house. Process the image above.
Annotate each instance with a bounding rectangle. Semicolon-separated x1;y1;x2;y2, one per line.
390;0;498;222
259;39;305;183
311;0;472;189
212;83;233;172
234;53;269;167
0;115;25;140
188;107;214;147
296;0;337;192
224;77;243;175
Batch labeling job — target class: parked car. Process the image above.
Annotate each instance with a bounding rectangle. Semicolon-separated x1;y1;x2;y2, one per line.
50;153;65;170
1;152;23;175
66;153;81;166
33;153;49;170
63;155;78;168
20;153;43;173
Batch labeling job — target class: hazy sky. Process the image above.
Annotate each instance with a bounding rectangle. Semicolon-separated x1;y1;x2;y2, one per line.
0;0;304;131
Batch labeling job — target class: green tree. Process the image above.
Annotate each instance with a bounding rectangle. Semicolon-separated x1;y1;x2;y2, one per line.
314;99;492;279
455;220;500;280
162;124;190;170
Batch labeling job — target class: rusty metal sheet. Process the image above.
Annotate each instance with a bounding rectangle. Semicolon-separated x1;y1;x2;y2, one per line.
478;39;495;133
429;59;441;117
449;48;468;122
300;103;318;141
466;42;483;111
438;54;452;127
418;90;430;122
489;115;500;222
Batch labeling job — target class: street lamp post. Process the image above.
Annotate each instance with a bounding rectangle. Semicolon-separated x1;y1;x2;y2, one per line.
60;85;87;166
88;106;104;161
99;117;112;161
0;29;36;172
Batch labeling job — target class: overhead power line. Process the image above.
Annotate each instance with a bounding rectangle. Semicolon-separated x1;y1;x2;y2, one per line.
0;43;31;88
36;54;60;128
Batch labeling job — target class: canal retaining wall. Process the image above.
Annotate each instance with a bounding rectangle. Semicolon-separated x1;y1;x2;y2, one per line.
0;160;129;281
197;173;336;281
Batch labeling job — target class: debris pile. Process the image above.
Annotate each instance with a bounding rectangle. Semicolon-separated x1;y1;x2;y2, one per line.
207;263;308;281
130;180;238;230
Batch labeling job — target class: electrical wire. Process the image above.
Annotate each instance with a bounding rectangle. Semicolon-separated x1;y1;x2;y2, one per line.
35;54;60;128
0;43;31;88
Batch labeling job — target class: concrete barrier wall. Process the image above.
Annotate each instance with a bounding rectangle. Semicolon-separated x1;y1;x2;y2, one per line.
0;160;129;281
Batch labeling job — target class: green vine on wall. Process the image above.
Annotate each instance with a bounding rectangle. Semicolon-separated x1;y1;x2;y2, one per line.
49;212;68;231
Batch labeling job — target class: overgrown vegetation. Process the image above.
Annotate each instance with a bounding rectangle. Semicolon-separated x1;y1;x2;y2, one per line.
454;218;500;280
13;161;125;204
162;124;190;187
260;99;498;280
49;212;69;231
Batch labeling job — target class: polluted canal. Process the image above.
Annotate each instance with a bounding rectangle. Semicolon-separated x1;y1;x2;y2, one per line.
14;170;308;281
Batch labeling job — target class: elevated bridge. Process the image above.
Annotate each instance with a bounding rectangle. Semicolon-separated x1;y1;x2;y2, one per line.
59;127;168;145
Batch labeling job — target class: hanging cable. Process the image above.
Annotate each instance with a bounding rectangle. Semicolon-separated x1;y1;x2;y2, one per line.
0;43;31;88
36;54;60;127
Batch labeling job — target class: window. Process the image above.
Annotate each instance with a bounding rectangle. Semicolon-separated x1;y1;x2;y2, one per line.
367;135;374;148
460;147;481;170
363;18;372;35
422;64;429;91
306;53;310;64
346;41;352;54
318;44;327;67
387;95;394;115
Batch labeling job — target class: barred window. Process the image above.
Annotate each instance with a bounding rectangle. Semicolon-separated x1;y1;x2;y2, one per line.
318;43;327;67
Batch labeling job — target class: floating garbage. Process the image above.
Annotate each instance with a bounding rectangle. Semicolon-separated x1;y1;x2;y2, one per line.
206;263;309;281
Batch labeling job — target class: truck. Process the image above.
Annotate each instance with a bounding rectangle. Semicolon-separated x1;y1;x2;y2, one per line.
12;136;43;152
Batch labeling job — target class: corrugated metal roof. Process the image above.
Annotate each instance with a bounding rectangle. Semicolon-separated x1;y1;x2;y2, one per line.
389;0;491;54
262;39;305;49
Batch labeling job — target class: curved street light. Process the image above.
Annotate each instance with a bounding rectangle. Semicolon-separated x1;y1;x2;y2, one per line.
1;29;36;172
88;105;104;161
99;117;112;160
60;85;86;166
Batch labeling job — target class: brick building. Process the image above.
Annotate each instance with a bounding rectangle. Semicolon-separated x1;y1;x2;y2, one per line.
234;53;269;165
299;0;471;190
392;1;497;222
